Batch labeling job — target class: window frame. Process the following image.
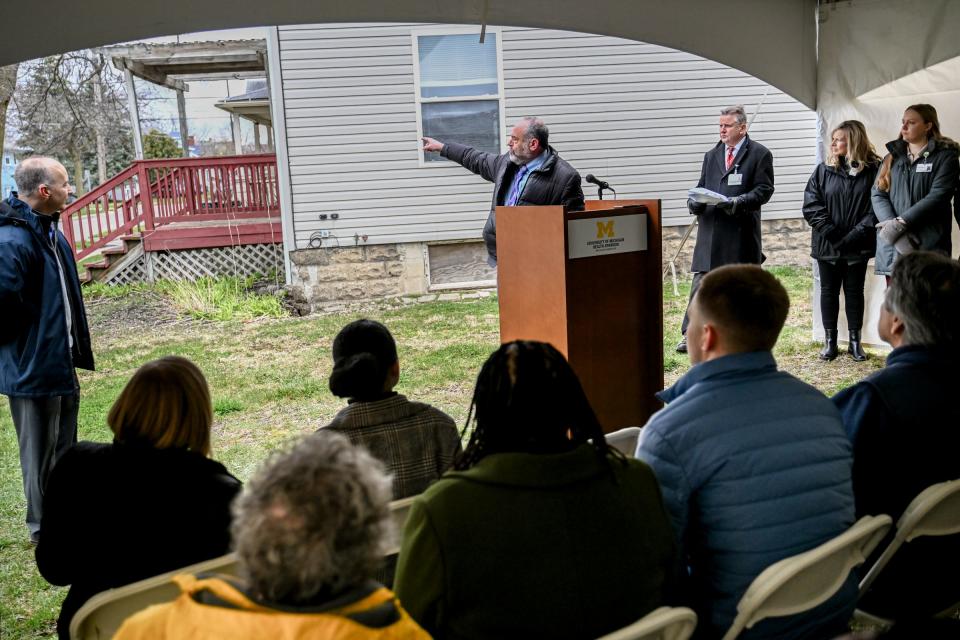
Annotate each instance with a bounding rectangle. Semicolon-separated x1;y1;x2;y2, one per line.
411;26;507;168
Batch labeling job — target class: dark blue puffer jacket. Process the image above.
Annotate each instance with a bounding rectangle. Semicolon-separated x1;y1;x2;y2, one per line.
0;195;94;396
637;351;856;639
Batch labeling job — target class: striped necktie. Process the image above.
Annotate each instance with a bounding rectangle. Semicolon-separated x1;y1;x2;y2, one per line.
506;164;530;206
726;147;735;170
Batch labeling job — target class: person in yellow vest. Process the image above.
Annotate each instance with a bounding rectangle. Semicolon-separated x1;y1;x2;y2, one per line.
114;431;430;639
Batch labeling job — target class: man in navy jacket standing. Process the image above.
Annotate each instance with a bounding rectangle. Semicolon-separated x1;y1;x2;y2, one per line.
0;157;94;544
678;105;775;352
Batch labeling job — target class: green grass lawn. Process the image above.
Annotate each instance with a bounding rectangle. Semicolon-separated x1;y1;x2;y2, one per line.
0;266;885;638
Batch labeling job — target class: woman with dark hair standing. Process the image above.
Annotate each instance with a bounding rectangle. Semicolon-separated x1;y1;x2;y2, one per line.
873;104;959;279
35;356;241;639
803;120;880;361
394;341;677;640
322;319;461;500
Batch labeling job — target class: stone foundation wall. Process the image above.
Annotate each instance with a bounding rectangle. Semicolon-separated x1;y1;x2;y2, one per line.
287;243;427;313
288;218;813;310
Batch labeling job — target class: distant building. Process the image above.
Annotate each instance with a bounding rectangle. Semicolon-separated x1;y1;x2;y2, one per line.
1;148;17;198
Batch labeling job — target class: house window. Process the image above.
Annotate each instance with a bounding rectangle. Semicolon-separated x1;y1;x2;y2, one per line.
413;30;504;164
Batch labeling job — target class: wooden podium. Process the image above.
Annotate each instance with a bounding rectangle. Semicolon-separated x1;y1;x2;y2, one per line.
497;200;663;432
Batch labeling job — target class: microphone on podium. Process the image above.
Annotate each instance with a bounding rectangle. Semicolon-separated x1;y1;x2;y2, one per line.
585;174;616;200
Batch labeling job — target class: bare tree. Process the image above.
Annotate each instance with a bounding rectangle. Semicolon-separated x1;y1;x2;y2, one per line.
0;63;19;154
12;52;132;193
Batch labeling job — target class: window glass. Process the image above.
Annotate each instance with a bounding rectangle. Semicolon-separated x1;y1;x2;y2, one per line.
418;34;498;99
422;101;500;162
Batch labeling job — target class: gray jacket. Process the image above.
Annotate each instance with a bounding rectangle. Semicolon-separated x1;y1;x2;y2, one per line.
871;138;959;275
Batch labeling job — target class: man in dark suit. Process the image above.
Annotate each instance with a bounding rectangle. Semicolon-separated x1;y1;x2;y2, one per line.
677;105;775;353
422;116;584;266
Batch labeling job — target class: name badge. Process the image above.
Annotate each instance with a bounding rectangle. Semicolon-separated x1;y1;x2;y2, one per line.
727;172;743;186
916;163;933;173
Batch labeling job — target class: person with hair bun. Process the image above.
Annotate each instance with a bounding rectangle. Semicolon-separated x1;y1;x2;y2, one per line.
321;319;461;500
35;356;241;639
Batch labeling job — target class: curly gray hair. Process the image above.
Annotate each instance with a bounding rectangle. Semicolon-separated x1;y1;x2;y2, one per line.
231;431;393;604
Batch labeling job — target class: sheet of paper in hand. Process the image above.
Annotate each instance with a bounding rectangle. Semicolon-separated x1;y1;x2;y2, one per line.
688;187;730;205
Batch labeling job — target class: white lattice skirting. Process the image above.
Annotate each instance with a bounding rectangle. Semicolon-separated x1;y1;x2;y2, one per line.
105;244;284;285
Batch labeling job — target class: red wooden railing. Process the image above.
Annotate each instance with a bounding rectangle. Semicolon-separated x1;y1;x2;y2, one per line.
62;154;279;260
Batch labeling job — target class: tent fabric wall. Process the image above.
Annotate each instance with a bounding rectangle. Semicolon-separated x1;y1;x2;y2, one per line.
814;0;960;347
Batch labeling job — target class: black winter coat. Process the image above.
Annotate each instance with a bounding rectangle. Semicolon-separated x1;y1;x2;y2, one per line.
35;441;241;639
690;136;775;272
802;160;879;261
871;138;960;275
441;142;584;264
0;196;94;396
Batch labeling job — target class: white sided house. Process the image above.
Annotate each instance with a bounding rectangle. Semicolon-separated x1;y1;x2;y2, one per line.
266;24;817;308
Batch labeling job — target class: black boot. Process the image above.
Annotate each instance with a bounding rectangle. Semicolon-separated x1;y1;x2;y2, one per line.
820;330;839;361
848;330;867;361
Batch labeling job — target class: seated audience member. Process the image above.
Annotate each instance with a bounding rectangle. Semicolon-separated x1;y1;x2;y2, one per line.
636;265;856;640
35;356;241;640
833;251;960;620
115;431;430;639
322;319;461;499
394;341;677;639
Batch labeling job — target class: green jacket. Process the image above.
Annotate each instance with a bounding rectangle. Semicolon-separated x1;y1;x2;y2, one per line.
394;444;677;639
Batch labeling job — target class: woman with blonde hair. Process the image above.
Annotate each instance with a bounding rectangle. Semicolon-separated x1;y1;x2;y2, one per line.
873;104;959;280
35;356;241;639
803;120;881;361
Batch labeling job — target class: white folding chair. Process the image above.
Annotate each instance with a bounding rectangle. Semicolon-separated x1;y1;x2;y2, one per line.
721;514;892;640
596;606;697;640
605;426;642;458
853;478;960;626
70;552;240;640
384;495;418;556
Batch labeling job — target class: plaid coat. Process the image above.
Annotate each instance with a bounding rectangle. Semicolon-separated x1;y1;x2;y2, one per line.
323;394;462;499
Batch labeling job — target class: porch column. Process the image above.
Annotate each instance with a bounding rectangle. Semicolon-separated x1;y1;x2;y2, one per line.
231;114;243;155
176;89;190;157
123;67;144;159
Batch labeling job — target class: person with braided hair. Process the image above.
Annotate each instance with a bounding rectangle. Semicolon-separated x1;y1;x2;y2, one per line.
394;341;676;640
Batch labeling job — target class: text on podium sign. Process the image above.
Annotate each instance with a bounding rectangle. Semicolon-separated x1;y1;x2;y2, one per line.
567;214;648;260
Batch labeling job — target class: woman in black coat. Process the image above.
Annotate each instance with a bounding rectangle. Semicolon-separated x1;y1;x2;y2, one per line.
802;120;880;361
35;356;241;639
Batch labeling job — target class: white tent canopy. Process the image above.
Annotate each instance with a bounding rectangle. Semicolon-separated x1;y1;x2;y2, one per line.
3;1;959;119
6;0;817;104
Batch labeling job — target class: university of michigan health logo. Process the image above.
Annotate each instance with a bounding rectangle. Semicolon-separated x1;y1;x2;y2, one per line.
596;219;616;239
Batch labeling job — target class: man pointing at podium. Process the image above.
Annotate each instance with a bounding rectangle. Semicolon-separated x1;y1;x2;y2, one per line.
422;116;584;266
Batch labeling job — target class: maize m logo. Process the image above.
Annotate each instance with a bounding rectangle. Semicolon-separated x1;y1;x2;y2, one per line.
596;220;615;239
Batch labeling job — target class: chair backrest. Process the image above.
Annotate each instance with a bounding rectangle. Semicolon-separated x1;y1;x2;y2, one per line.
596;606;698;640
384;495;418;556
858;478;960;597
70;552;240;640
605;426;642;458
721;514;892;640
